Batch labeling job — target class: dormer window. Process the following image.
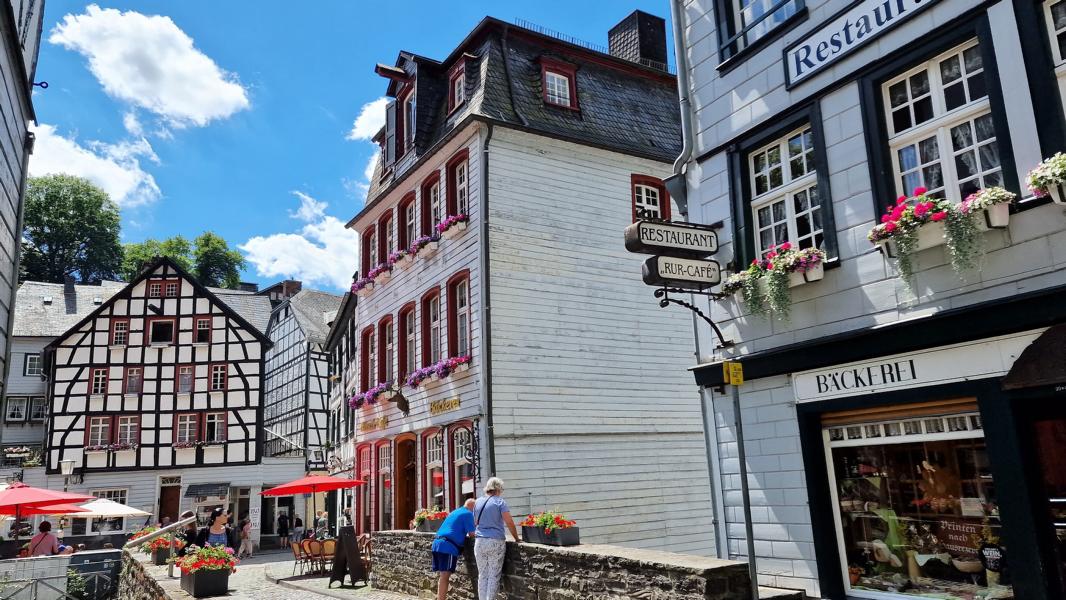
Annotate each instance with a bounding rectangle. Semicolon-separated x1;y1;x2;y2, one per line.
448;61;466;113
540;58;578;110
403;93;416;148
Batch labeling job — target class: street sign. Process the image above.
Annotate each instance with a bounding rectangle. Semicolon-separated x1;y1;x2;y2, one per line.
722;361;744;386
642;256;721;288
624;220;718;258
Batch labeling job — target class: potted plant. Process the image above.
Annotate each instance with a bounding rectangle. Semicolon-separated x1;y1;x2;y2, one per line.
961;186;1014;230
436;214;469;240
175;544;238;598
141;533;184;566
717;244;826;319
413;507;449;532
519;511;579;546
868;188;953;282
774;245;827;287
1027;153;1066;204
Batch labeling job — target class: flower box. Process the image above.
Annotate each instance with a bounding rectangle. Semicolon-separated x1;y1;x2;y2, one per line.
788;262;824;288
455;363;470;374
441;222;467;240
521;525;580;546
419;241;439;256
975;204;1010;231
416;518;444;533
152;547;172;566
400;254;415;267
877;221;946;259
376;271;392;284
355;283;374;298
3;452;28;458
180;569;230;598
1048;183;1066;205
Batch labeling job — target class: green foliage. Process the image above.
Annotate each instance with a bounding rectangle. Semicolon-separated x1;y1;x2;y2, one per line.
66;569;87;599
122;232;245;288
741;269;767;317
944;207;982;275
764;266;792;320
21;175;123;283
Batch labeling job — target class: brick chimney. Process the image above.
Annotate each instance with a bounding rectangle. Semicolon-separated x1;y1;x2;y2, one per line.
608;10;668;71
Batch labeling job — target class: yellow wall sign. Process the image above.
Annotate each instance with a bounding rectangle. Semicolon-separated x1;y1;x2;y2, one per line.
359;417;388;433
429;397;460;416
722;361;744;386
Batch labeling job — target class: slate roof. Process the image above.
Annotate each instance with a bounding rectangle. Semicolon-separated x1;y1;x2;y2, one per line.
287;289;344;345
209;287;273;335
13;280;127;337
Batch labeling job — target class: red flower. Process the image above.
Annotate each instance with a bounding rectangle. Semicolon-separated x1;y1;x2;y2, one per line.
766;251;777;259
896;195;907;205
913;203;928;217
881;214;893;224
913;186;927;196
890;205;905;221
930;211;947;221
884;222;898;233
778;242;792;251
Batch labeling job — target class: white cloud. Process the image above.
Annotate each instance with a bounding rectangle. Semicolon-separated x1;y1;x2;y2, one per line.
346;97;388;141
29;123;161;207
49;4;249;128
364;153;379;182
122;111;143;136
241;192;359;290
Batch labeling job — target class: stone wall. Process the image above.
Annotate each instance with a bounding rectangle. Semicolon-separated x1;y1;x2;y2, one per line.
119;551;169;600
370;531;755;600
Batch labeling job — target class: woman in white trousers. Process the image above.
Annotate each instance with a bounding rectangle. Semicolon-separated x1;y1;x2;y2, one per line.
472;477;520;599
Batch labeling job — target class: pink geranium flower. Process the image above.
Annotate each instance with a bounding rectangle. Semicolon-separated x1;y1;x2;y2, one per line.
930;211;947;221
913;186;927;196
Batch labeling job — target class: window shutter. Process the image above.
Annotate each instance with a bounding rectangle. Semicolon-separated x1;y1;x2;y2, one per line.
384;100;397;167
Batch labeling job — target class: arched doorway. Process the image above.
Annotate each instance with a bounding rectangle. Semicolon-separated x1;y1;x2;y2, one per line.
394;437;418;529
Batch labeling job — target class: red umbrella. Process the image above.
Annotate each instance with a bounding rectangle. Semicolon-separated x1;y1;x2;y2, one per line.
262;475;365;530
0;483;95;542
1;503;89;516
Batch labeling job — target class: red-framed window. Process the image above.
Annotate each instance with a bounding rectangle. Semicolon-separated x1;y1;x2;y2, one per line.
361;225;378;276
378;316;395;384
116;415;140;445
449;422;476;508
194;316;212;344
360;326;376;392
447;270;472;358
89;367;109;396
398;192;417;251
203;412;227;443
110;318;130;346
145;317;176;345
447;60;466;113
376;440;394;530
540;58;579;110
164;280;180;297
174;413;199;444
147;278;181;298
421;287;442;367
420;173;442;237
446;150;470;217
123;367;143;395
176;364;194;394
397;302;417;378
209;364;227;391
422;428;446;509
631;174;670;222
357;444;373;534
378;210;394;261
86;415;112;446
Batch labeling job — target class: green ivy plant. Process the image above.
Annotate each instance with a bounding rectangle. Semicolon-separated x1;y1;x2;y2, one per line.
944;206;981;275
764;266;792;319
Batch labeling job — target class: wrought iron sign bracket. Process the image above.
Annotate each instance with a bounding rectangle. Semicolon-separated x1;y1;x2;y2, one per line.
654;287;734;349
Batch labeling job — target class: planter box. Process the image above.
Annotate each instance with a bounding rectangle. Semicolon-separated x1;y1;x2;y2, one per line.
114;449;137;467
441;222;467;240
174;447;197;464
788;262;824;288
522;525;580;546
379;389;397;402
399;255;415;268
85;451;107;469
454;363;470;374
1048;182;1066;205
878;221;946;258
152;547;172;566
419;242;439;257
355;283;373;298
4;452;28;458
975;203;1010;231
376;271;392;284
180;569;230;598
416;518;444;533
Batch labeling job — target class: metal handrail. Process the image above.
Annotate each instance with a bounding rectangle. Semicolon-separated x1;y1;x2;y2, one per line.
122;515;196;578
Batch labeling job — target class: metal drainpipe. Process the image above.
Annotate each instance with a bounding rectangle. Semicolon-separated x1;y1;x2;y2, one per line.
478;123;496;479
669;0;725;557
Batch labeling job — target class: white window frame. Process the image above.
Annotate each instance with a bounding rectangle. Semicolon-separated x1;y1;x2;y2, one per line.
634;184;664;220
404;203;416;247
383;216;394;255
88;416;111;447
429;181;441;227
545;71;571;106
164;282;179;297
176;414;198;444
367;230;378;268
125;367;143;394
116;416;139;445
823;412;990;599
1043;0;1066;118
28;397;46;422
428;296;441;364
111;320;129;346
5;397;26;421
90;489;128;533
90;368;108;396
367;330;377;386
404;310;417;374
383;321;394;382
455;280;470;357
195;318;211;344
729;0;801;54
404;93;416;147
177;366;194;394
882;39;998;204
148;283;162;297
204;412;226;443
749;125;821;257
455;161;469;215
210;364;227;391
23;354;41;377
452;73;465;108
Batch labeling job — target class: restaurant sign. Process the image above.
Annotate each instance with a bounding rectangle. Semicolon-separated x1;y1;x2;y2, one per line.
642;256;721;289
624;220;718;258
359;416;389;433
785;0;940;87
792;330;1042;402
430;397;460;416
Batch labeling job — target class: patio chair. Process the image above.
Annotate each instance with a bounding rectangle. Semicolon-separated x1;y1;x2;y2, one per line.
320;539;336;569
306;539;325;574
290;542;309;576
300;539;317;574
358;534;372;574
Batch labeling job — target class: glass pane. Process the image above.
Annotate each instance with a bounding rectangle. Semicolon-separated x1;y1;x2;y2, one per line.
772;201;786;222
913;97;934;125
922;164;944;190
940;55;962;83
974;114;995;142
968;75;987;102
809;185;818;203
758;205;771;224
943;82;966;112
755;174;768;196
1054;1;1066;29
963;46;982;72
794;189;809;212
767;146;781;166
893;108;912;133
959;177;981;198
754;152;766;172
951;122;974;152
909;71;930;96
979;142;1000;171
898;146;918;171
983;170;1004;188
804;130;814;150
769;167;783;189
919;137;939;163
1059;33;1066;62
902;172;921;195
790;157;806;178
812;207;823;229
797;213;812;237
788;134;803;158
760;229;773;250
774;223;788;243
956;150;978;178
889;81;909;108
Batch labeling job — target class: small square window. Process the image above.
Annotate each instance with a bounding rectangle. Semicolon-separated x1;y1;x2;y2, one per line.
23;354;42;377
205;413;226;443
88;417;111;447
545;71;571;106
125;367;143;394
28;398;46;422
148;283;162;297
177;366;194;394
196;318;211;344
165;282;179;297
111;320;129;346
5;398;27;422
149;321;175;344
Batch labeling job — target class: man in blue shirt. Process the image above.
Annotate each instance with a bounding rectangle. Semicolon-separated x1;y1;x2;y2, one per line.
430;499;476;600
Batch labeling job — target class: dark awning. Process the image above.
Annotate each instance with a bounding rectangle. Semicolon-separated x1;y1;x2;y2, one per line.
184;483;229;498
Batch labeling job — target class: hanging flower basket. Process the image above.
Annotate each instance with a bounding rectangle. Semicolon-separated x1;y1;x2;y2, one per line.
1026;153;1066;205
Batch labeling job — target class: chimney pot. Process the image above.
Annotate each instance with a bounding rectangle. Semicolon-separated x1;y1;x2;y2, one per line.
608;10;668;71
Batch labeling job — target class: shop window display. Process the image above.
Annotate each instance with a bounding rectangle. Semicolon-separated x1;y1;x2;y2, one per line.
825;411;1013;600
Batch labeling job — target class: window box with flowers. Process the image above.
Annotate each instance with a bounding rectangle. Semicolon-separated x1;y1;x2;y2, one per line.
436;214;469;240
413;507;449;533
519;511;579;546
176;545;238;598
388;249;410;270
409;235;440;258
403;356;472;389
1026;153;1066;205
3;447;32;458
719;244;827;318
348;381;397;409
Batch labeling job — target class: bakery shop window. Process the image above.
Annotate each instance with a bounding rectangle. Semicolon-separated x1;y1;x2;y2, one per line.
823;400;1012;599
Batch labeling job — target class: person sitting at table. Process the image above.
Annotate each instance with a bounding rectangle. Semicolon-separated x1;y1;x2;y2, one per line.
29;522;59;556
194;508;238;549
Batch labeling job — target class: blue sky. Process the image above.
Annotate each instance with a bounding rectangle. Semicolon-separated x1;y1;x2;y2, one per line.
30;1;675;292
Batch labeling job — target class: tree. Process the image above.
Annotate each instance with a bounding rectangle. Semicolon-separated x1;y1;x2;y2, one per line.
192;232;245;289
121;236;193;281
21;175;123;283
121;232;245;289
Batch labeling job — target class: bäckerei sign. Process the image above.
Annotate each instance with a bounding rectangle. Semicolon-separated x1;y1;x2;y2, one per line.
785;0;939;86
